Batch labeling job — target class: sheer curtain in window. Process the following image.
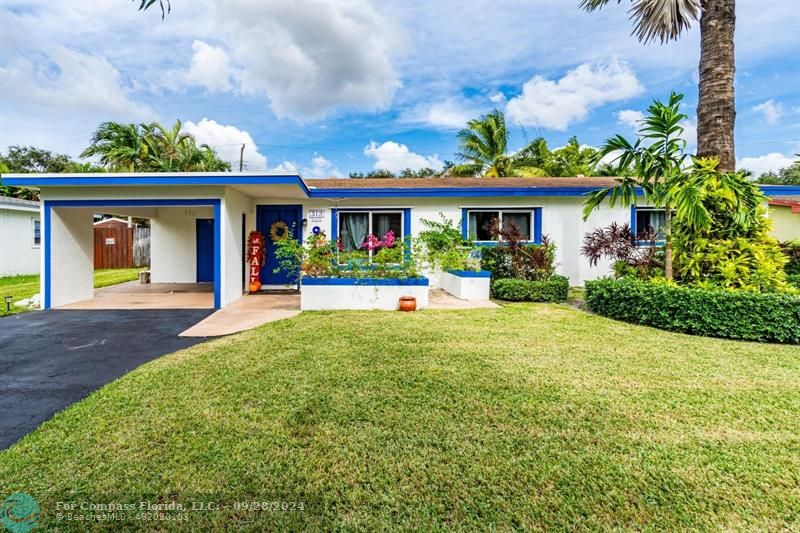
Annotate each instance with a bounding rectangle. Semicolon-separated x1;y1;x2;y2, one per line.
340;213;369;251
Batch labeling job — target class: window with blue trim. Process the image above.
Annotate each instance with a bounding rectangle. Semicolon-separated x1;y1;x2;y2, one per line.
338;210;404;262
466;209;535;242
633;208;667;241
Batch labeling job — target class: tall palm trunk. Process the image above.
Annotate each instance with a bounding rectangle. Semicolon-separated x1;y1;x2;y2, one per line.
697;0;736;171
664;206;673;280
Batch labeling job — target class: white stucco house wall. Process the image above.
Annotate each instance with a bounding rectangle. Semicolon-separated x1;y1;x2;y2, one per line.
0;195;41;276
2;172;797;310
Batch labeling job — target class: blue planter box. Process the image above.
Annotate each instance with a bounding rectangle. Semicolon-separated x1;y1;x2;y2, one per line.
301;277;429;286
446;270;492;278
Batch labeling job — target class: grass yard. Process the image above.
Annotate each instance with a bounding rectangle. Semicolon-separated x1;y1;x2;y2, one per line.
1;304;799;530
0;268;142;315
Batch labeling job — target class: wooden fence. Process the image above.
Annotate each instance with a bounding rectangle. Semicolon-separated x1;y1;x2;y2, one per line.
133;226;150;267
93;222;150;269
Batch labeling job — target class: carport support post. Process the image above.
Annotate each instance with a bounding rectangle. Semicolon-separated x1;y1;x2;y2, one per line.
214;201;221;309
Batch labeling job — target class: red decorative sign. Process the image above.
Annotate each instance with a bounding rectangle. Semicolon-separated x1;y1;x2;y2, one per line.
247;230;266;292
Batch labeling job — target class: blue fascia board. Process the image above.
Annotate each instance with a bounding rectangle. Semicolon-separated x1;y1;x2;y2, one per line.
301;276;429;286
308;187;630;198
446;270;492;278
3;175;311;196
759;185;800;196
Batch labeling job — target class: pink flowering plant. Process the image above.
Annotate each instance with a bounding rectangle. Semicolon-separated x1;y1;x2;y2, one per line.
274;229;420;281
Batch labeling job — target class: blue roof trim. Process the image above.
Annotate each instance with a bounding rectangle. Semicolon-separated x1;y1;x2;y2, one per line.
6;174;797;199
308;187;623;198
301;276;429;286
2;175;311;195
760;185;800;196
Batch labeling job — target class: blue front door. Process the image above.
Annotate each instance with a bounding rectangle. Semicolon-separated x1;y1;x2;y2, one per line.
257;205;302;285
196;218;215;283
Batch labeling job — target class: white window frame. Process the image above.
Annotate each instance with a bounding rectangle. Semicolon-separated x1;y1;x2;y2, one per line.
467;208;535;242
337;209;405;262
31;217;41;248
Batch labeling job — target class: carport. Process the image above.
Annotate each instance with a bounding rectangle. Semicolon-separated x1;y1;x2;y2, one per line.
2;172;312;312
43;198;221;309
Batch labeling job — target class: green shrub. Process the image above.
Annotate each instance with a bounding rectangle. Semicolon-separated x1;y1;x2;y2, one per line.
585;278;800;344
492;276;569;302
481;241;556;281
788;274;800;289
781;241;800;277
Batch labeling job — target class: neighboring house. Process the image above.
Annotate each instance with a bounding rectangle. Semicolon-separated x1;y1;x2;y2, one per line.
2;173;798;310
768;197;800;242
0;195;41;276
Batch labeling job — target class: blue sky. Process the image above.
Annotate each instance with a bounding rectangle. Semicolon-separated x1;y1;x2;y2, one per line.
1;0;798;176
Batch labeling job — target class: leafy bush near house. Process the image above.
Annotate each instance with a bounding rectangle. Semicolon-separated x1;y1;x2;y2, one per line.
585;278;800;344
781;241;800;276
416;215;478;272
491;276;569;302
581;222;664;280
671;168;790;292
273;231;420;282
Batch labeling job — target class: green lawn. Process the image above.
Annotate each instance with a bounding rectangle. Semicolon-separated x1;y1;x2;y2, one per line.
1;304;798;530
0;268;142;315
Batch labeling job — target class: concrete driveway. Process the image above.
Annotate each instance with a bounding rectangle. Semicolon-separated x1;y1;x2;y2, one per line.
0;309;214;450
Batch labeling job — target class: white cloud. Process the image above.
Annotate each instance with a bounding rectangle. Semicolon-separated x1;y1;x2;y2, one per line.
183;40;234;93
737;152;795;175
489;91;506;104
302;155;344;178
617;109;645;130
752;99;784;125
402;98;480;130
363;141;443;173
0;45;153;119
506;58;644;130
270;160;300;173
182;118;267;170
217;1;402;121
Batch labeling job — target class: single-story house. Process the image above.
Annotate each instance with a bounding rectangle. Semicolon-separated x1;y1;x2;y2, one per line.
2;172;798;310
768;197;800;242
0;195;41;276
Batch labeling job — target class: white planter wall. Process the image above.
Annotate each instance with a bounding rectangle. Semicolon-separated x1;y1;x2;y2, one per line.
301;278;429;310
440;271;491;300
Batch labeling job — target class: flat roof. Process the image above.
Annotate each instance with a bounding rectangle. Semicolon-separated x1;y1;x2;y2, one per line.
2;173;799;199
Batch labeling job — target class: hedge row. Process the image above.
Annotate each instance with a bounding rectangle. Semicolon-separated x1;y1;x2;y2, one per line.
491;276;569;302
585;278;800;344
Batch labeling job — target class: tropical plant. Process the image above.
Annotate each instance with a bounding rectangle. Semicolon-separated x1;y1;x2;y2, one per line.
136;0;170;18
671;165;790;292
416;215;476;272
451;110;547;177
581;222;664;279
481;220;556;281
81;120;231;172
580;0;736;171
81;122;147;171
583;92;691;279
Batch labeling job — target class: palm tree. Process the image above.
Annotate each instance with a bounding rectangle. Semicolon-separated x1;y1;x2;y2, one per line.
136;0;170;18
580;0;736;172
80;122;147;171
451;110;547;177
583;92;753;280
81;120;231;172
141;120;194;170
